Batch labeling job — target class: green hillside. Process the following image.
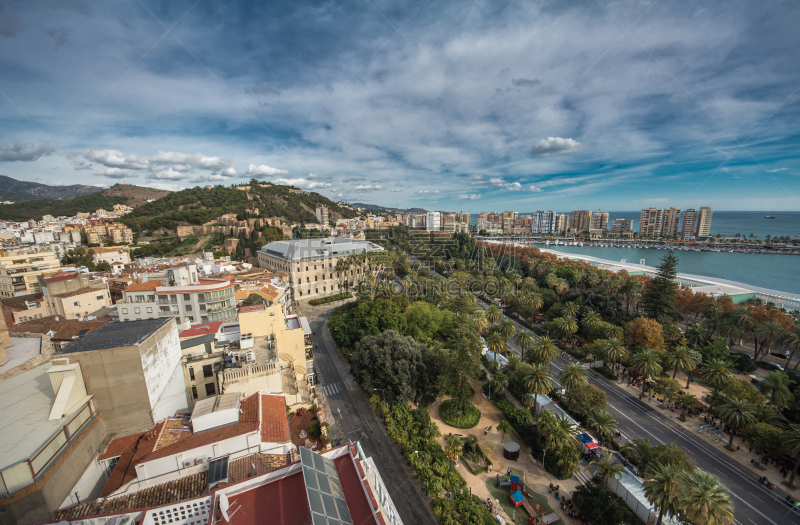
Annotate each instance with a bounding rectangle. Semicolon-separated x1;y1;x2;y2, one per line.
0;191;129;222
0;174;101;200
119;180;358;232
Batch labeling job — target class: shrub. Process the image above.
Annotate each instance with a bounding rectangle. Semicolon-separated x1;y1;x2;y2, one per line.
308;292;352;306
479;369;488;381
439;399;481;428
308;418;321;439
596;365;618;380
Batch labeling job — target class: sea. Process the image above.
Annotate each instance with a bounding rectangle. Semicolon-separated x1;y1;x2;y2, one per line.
471;211;800;295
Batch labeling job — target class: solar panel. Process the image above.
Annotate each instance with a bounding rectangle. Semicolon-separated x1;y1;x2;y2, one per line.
207;456;229;485
300;447;353;525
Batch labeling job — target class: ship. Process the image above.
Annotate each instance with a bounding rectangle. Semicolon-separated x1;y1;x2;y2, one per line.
765;215;776;219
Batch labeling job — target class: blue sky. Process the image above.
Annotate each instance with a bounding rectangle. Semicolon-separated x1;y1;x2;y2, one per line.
1;0;799;212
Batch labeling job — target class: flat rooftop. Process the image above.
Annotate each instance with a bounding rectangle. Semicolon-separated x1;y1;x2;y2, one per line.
260;237;384;262
0;363;90;469
59;317;173;353
0;336;41;374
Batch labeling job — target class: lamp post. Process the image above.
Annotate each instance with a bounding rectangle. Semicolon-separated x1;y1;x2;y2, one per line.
373;388;386;403
778;501;800;525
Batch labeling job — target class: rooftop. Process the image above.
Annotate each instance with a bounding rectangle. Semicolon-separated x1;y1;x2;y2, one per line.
179;321;223;339
58;317;174;354
260;237;384;262
180;333;216;350
123;281;161;292
239;304;266;314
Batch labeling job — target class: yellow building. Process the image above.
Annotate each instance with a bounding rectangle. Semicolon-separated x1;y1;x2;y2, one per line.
0;249;61;298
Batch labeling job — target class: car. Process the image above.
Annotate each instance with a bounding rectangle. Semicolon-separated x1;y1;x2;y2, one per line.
770;351;790;359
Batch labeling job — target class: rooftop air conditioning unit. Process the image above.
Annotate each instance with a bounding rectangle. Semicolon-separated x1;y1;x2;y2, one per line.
195;456;209;465
182;459;195;468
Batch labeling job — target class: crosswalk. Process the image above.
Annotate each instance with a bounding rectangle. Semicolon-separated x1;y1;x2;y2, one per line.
311;315;328;323
574;470;593;485
322;382;342;396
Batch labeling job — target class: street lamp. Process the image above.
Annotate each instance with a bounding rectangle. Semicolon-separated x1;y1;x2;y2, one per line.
373;388;386;403
778;501;800;525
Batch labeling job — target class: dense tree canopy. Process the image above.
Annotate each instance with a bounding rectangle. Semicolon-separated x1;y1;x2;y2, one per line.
351;330;427;403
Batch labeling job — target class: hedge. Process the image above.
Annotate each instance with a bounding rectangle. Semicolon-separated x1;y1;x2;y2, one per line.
439;400;481;429
308;292;352;306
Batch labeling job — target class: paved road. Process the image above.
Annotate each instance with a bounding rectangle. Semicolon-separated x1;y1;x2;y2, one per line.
487;305;800;525
307;309;438;525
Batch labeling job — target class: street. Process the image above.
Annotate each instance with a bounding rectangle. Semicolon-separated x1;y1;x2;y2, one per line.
307;308;439;525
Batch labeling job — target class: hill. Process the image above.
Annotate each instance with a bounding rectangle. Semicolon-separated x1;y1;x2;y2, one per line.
119;180;359;232
0;191;129;222
101;184;171;206
350;202;428;214
0;175;100;201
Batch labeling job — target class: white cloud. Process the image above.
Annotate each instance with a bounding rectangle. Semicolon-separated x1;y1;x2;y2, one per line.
84;149;150;169
390;188;403;192
530;137;586;156
456;194;481;200
0;141;55;162
766;168;788;173
189;174;230;183
150;151;234;172
95;167;128;179
148;168;187;180
246;163;291;177
528;185;543;192
416;190;440;194
274;178;331;189
354;184;383;191
466;174;483;181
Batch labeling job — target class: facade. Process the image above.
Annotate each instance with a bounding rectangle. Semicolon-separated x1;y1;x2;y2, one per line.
681;209;698;240
58;317;188;432
638;208;663;237
116;266;236;325
315;206;329;225
0;360;106;525
609;218;633;234
531;210;556;234
91;248;130;267
0;248;61;298
590;210;609;232
257;237;384;300
554;213;569;234
501;211;518;233
38;273;112;320
696;206;713;237
660;208;682;237
477;212;502;233
569;210;592;233
81;223;133;245
425;211;441;232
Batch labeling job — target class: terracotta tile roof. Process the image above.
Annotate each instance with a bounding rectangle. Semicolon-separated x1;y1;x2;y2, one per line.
55;471;208;520
228;453;291;483
124;281;162;292
261;394;290;442
99;432;143;460
0;293;44;311
101;421;166;496
179;321;222;339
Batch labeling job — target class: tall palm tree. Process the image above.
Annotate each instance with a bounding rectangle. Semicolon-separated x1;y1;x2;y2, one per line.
677;470;735;525
760;371;793;409
630;349;663;394
486;332;505;364
561;301;579;318
498;319;516;345
717;396;756;448
523;363;553;414
523;292;544;323
622;439;651;474
676;393;698;421
555;316;579;344
513;330;536;362
602;338;629;371
558;363;588;396
486;305;502;326
581;310;603;332
587;410;619;445
588;455;624;490
730;307;756;347
531;336;559;364
444;434;462;463
644;463;683;525
754;322;783;361
497;420;512;443
784;423;800;486
491;371;509;396
666;346;701;380
604;324;625;341
699;360;734;410
472;310;488;335
686;323;707;349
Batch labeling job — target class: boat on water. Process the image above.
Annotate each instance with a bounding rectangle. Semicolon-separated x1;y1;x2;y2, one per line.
765;215;776;219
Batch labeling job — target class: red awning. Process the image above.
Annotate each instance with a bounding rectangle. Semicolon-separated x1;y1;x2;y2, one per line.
585;442;598;450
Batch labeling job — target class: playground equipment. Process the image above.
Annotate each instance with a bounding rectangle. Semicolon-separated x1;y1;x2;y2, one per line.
496;475;560;525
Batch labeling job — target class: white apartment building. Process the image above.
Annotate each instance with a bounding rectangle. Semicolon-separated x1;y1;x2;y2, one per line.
426;211;441;232
696;206;713;237
532;210;556;234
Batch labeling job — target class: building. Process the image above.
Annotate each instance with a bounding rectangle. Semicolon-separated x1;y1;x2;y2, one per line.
501;211;518;233
9;317;110;351
91;248;130;267
639;208;663;237
609;218;633;234
38;272;112;320
569;210;592;233
257;237;384;300
696;206;713;238
0;248;61;298
315;206;329;226
81;223;133;245
425;211;441;232
660;208;682;238
681;208;698;240
531;210;556;235
477;212;502;234
1;293;47;324
554;213;569;234
0;360;105;525
56;317;188;432
590;210;609;232
116;266;236;324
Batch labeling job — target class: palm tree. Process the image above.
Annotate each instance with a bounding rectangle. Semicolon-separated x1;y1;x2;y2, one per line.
523;363;553;414
503;355;521;374
717;396;756;448
561;301;579;317
753;405;779;424
686;323;707;349
498;319;516;344
622;439;651;473
602;337;628;371
604;324;625;341
522;393;535;412
554;316;579;344
513;330;536;362
486;305;502;326
699;360;734;410
523;292;544;323
587;410;619;445
754;322;783;361
472;310;488;335
644;463;683;525
784;423;800;486
531;336;559;364
666;346;700;380
491;371;509;396
760;371;793;409
588;456;623;490
486;332;505;363
630;349;663;394
676;393;698;421
497;420;512;443
677;470;735;525
558;363;588;396
445;434;462;463
782;325;800;369
581;310;603;332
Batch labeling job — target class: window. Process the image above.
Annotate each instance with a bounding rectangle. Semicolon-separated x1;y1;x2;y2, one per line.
203;364;213;378
189;367;195;380
96;295;104;300
192;386;198;399
121;308;128;314
297;278;301;284
146;307;153;313
134;307;140;314
299;291;303;296
314;265;317;270
183;294;191;301
305;266;308;271
185;305;192;312
205;382;216;396
314;276;317;281
306;277;309;283
73;301;80;306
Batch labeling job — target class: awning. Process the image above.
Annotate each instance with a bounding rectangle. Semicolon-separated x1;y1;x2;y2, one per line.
585;442;598;450
299;316;312;334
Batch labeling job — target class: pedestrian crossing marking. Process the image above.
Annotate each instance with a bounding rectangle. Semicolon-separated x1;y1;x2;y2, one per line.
323;382;341;396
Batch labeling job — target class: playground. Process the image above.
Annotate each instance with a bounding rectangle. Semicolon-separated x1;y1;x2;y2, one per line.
483;468;562;525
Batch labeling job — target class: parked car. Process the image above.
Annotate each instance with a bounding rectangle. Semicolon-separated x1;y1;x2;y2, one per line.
770;351;790;359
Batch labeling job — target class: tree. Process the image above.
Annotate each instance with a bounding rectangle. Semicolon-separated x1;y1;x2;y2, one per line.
622;438;651;473
513;330;536;362
743;422;784;459
653;377;682;407
760;371;793;409
754;322;784;361
523;363;553;414
650;443;696;473
350;330;427;403
602;338;628;371
445;434;462;463
667;346;699;379
716;396;756;448
566;384;608;419
447;324;482;413
699;359;734;410
555;316;579;344
586;410;619;445
641;251;679;321
571;482;641;525
498;420;512;443
644;463;683;525
485;331;505;362
783;325;800;369
686;323;707;349
589;456;624;490
630;349;663;394
676;470;734;525
486;305;502;325
530;336;559;364
676;393;698;421
558;363;588;395
625;317;666;351
498;319;516;343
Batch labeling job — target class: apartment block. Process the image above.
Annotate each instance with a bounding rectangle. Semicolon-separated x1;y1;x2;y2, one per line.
681;209;698;240
554;213;569;234
0;248;61;298
661;207;682;237
315;205;329;225
696;206;713;237
609;218;633;233
426;211;441;232
638;208;663;237
531;210;556;234
569;210;592;233
590;210;609;232
38;272;112;320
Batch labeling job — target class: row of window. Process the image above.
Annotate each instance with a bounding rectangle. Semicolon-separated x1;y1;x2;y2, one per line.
296;269;362;285
297;284;343;297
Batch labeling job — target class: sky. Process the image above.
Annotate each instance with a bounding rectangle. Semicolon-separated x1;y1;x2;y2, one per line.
1;0;800;213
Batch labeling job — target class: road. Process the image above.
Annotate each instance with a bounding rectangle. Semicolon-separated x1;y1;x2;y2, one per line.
488;304;800;525
307;308;438;525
